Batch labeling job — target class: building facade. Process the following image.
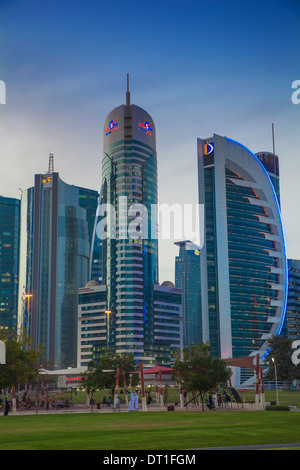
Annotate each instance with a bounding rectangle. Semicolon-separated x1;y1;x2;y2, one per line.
77;280;107;367
285;259;300;341
175;241;201;348
197;134;287;384
98;78;182;365
0;196;20;332
17;166;99;368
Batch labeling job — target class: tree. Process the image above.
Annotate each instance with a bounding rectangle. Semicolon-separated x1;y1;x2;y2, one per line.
264;334;300;388
80;352;139;398
173;342;231;410
0;329;42;391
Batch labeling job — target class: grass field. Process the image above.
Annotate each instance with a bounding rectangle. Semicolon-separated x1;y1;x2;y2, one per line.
1;410;300;450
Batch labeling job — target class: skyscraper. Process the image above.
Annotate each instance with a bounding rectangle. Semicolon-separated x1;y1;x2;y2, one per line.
0;196;20;331
101;76;158;362
175;241;201;347
197;134;287;384
17;159;99;368
285;259;300;341
98;77;181;365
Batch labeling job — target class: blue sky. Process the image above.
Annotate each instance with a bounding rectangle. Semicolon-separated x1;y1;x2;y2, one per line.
0;0;299;281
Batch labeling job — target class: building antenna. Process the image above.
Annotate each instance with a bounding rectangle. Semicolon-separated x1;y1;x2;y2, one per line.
126;73;130;108
48;152;54;173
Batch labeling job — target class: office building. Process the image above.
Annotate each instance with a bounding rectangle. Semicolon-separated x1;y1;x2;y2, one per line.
285;259;300;341
98;77;181;364
197;134;287;385
0;196;20;331
17;159;99;368
77;280;107;367
175;241;201;347
153;282;182;365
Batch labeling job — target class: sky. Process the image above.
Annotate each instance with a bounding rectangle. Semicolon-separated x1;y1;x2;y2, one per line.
0;0;299;282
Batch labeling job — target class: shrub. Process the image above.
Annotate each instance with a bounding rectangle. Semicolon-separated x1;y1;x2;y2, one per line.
265;405;290;411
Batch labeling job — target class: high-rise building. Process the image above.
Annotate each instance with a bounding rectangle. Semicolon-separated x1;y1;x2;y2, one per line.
197;134;287;385
285;259;300;341
77;280;108;367
98;77;181;365
175;241;201;347
17;160;99;368
0;196;20;331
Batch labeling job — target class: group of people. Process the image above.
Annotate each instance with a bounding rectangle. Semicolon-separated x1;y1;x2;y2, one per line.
129;392;139;411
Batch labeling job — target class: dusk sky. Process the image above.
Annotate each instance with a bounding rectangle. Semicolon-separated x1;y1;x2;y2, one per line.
0;0;299;282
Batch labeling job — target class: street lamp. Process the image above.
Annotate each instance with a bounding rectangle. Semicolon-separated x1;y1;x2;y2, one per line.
105;310;111;349
271;357;279;405
25;293;33;336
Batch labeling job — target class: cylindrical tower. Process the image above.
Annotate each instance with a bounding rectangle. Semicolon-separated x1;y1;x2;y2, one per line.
101;77;158;361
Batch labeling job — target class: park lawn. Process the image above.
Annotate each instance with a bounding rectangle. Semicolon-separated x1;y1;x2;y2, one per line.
0;410;300;450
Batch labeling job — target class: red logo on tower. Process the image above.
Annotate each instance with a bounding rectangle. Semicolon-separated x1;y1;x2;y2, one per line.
139;121;152;136
106;117;119;136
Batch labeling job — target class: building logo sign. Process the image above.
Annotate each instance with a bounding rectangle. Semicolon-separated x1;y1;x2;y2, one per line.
204;142;214;155
106;117;119;136
139;121;152;136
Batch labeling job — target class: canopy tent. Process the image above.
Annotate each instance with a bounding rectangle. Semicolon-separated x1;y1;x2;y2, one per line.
223;356;256;370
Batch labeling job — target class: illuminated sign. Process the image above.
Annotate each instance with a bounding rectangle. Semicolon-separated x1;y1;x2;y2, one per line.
204;142;214;155
194;249;200;256
139;121;152;136
106;117;119;136
42;176;52;184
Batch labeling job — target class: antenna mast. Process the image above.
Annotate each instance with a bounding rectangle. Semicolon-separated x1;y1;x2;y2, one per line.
48;152;54;173
126;73;130;108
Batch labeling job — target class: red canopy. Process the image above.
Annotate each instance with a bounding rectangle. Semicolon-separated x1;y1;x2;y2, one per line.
132;365;174;375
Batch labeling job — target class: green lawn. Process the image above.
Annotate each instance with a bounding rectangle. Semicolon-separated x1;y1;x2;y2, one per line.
1;410;300;450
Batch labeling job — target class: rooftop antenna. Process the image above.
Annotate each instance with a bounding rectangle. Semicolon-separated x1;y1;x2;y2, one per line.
48;152;54;173
126;73;130;108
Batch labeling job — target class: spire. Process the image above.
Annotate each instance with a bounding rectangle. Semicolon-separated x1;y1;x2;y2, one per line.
126;73;130;108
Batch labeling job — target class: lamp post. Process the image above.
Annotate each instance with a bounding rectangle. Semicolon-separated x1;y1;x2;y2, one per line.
272;357;279;405
25;293;33;335
105;310;111;350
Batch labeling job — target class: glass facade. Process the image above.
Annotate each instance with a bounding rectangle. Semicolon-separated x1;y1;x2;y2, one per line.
77;282;108;366
175;241;201;348
0;196;20;332
153;283;182;366
198;134;287;375
101;97;159;363
100;86;182;365
285;259;300;341
17;171;98;368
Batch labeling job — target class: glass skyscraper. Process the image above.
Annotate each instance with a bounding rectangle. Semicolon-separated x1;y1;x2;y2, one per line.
285;259;300;341
197;134;287;384
0;196;20;332
175;241;201;347
17;167;99;368
98;78;182;365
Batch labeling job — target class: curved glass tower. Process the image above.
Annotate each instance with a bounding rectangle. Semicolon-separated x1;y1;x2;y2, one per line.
197;134;287;378
101;77;158;361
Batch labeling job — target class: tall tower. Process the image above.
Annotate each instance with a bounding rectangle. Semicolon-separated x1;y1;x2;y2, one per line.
101;76;158;362
17;155;99;368
197;134;287;385
0;196;20;331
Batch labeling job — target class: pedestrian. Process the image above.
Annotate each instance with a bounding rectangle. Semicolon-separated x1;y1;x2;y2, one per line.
129;393;134;411
4;398;9;415
134;392;139;411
